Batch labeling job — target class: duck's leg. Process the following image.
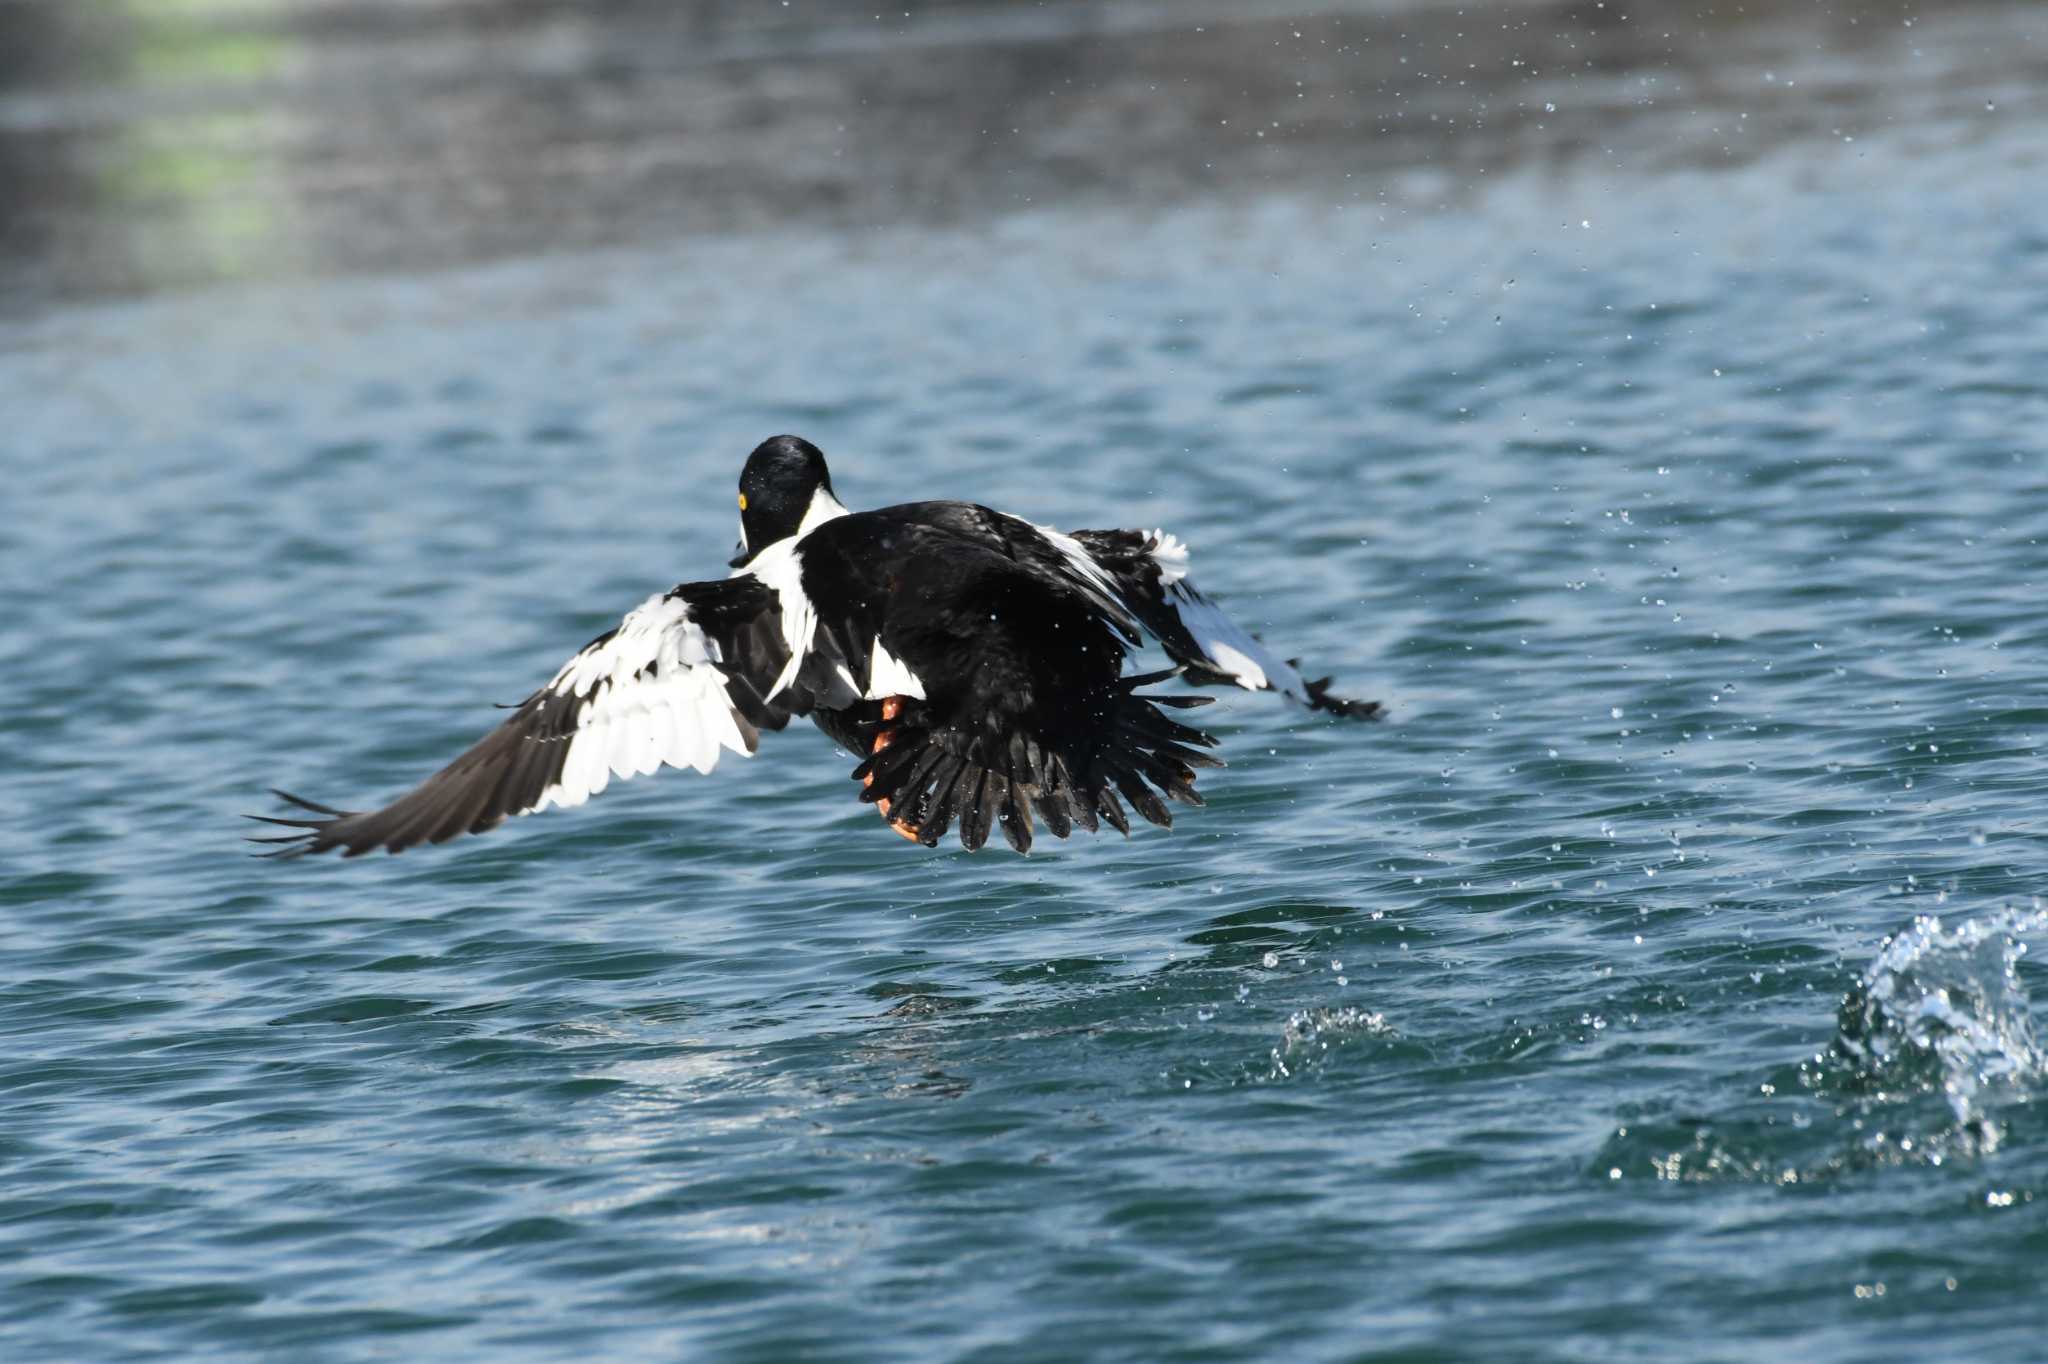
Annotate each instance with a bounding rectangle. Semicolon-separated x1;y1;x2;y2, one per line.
862;696;923;842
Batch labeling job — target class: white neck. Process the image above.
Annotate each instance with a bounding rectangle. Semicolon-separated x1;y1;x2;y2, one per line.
797;486;850;537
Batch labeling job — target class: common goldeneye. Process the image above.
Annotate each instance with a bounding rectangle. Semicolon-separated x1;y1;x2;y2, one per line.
255;435;1376;856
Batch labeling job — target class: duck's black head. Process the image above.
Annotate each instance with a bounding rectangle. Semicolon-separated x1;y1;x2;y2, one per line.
732;434;842;567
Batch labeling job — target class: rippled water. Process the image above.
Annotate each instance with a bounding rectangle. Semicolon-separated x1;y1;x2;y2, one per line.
6;5;2048;1361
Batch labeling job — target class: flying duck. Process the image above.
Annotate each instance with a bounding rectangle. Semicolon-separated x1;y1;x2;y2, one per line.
254;435;1377;858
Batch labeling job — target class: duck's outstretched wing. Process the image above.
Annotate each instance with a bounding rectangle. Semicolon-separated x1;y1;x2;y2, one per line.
1057;527;1380;718
250;575;793;857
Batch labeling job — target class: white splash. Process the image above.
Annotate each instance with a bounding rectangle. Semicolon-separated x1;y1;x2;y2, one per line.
1835;905;2048;1135
1266;1006;1392;1080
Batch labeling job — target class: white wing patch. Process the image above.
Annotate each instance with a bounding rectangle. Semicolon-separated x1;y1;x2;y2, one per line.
1159;578;1308;702
1067;526;1311;704
1032;521;1127;602
525;592;758;814
1032;519;1307;697
1145;529;1191;586
865;636;928;700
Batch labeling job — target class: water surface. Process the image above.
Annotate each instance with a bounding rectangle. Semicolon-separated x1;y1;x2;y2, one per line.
4;2;2048;1360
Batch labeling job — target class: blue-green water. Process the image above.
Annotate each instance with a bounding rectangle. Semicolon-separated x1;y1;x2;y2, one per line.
6;6;2048;1361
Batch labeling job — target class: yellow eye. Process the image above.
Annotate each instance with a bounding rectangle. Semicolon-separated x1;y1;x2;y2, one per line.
738;493;748;511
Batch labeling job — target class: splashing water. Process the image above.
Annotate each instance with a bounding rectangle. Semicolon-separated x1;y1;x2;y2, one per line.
1266;1007;1392;1080
1599;906;2048;1183
1833;906;2048;1140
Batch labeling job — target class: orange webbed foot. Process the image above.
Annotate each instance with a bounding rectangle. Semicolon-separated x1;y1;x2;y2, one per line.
862;697;923;843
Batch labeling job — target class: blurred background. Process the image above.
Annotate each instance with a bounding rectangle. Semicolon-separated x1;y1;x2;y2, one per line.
2;0;2040;310
4;5;2048;1362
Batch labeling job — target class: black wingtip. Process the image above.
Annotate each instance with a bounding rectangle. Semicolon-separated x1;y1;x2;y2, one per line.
247;789;367;860
1298;671;1382;720
244;813;329;830
1120;666;1185;691
269;788;352;816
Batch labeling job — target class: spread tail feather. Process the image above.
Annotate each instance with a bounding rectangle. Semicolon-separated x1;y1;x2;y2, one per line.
850;675;1221;854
